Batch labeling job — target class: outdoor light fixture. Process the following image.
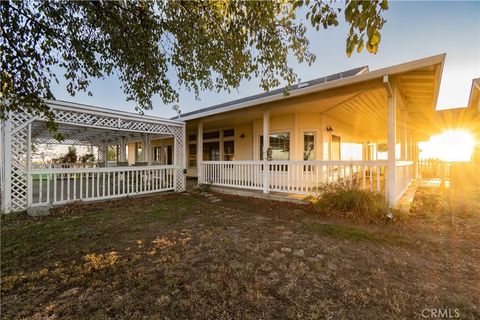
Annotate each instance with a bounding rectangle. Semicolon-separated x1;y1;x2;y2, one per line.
326;126;334;133
240;133;245;138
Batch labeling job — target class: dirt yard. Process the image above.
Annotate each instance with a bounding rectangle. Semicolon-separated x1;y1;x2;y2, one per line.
1;186;479;319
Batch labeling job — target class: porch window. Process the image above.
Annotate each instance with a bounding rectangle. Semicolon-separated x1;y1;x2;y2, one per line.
260;133;290;160
153;146;161;162
223;140;234;161
203;131;220;140
303;132;315;160
154;146;173;164
203;141;220;161
223;129;234;138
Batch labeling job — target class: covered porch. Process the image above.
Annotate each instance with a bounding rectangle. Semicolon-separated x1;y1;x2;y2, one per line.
1;101;186;213
184;55;445;206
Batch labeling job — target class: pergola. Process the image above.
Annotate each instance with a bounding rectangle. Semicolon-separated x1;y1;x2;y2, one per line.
1;101;186;213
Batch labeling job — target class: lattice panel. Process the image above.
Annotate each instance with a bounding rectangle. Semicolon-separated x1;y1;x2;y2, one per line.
172;126;186;192
52;109;175;134
10;125;29;212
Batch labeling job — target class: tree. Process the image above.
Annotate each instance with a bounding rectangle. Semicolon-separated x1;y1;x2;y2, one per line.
1;0;388;134
54;146;77;164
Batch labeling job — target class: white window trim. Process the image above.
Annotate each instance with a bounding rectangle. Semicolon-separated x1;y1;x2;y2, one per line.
301;129;319;161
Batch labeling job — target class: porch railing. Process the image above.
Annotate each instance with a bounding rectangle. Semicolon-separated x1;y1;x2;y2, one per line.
199;160;388;195
417;159;451;180
394;161;415;202
29;165;175;207
31;162;98;169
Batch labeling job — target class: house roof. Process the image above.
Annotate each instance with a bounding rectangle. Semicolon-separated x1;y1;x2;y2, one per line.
178;54;446;121
177;65;369;120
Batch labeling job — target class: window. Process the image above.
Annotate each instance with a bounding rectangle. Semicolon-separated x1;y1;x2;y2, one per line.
260;133;290;160
203;131;220;140
153;146;161;162
303;132;315;160
203;141;220;161
153;145;173;164
189;144;197;168
188;134;197;142
223;129;234;138
223;140;234;161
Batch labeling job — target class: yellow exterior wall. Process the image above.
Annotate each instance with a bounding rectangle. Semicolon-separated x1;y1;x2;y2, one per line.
185;111;370;177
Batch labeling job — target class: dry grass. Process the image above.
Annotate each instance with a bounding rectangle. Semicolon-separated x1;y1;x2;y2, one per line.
1;189;479;319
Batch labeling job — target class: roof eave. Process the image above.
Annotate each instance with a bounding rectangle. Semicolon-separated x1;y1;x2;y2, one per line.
181;53;446;121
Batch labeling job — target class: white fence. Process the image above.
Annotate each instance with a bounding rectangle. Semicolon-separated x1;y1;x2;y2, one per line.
417;159;451;180
199;160;388;195
29;165;175;206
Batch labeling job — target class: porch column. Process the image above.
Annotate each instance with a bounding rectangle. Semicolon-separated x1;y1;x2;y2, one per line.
387;80;397;206
400;111;408;160
118;136;128;162
262;110;270;193
141;134;153;165
1;119;12;213
197;122;203;184
98;141;107;166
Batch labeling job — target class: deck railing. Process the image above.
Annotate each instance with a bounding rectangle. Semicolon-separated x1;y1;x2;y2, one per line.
31;162;98;169
394;161;415;202
417;159;451;180
29;165;175;207
199;160;388;195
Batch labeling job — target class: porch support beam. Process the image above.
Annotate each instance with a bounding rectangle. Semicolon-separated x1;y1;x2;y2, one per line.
1;119;12;213
385;76;397;206
197;122;203;184
141;134;153;165
263;111;270;193
118;136;128;162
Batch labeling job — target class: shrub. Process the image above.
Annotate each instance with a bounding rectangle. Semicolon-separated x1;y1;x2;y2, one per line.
308;182;389;222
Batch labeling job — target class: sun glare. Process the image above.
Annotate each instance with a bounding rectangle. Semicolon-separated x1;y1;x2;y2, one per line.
419;130;475;162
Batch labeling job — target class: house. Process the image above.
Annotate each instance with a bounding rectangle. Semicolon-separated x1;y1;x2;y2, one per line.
173;54;448;205
2;54;478;213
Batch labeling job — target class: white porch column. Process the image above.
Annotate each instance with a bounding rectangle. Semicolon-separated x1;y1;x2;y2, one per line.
118;136;128;162
141;134;153;165
1;119;12;213
400;111;408;160
98;141;107;166
262;110;270;193
197;122;203;184
387;81;397;206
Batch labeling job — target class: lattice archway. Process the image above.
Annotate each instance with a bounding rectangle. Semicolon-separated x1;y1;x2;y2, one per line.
1;101;186;213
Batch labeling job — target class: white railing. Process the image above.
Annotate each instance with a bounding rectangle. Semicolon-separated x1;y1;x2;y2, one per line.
31;162;98;169
394;161;414;202
199;160;388;195
29;165;175;206
417;159;451;180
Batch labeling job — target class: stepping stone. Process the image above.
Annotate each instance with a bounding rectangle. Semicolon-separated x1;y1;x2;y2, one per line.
211;199;222;203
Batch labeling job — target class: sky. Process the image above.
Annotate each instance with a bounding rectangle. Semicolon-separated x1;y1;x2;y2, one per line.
50;1;480;119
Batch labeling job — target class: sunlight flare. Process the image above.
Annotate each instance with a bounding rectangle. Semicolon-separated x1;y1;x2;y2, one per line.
420;130;475;162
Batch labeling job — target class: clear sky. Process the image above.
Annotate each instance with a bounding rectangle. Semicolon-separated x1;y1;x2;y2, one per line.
50;0;480;119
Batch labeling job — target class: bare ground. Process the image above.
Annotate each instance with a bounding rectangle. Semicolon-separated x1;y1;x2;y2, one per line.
1;186;479;319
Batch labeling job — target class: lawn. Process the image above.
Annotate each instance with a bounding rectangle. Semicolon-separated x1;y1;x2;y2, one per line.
1;188;479;319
